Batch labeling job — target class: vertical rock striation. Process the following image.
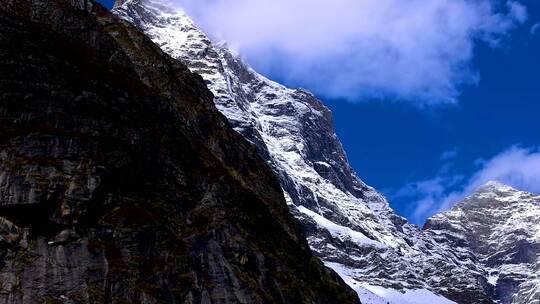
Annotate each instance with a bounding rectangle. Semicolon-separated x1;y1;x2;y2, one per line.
425;182;540;304
112;1;499;303
114;1;540;303
0;0;360;302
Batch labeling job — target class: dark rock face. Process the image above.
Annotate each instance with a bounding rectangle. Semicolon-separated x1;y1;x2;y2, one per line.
111;1;503;303
0;0;360;303
111;2;540;303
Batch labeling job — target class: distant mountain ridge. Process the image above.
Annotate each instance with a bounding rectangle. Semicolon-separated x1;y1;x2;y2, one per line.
113;1;540;303
425;181;540;304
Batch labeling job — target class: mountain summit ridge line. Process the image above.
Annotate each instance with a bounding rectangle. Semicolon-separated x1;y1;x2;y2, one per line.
112;1;540;303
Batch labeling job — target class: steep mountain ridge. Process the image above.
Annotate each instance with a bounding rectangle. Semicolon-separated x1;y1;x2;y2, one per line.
425;182;540;304
112;1;508;303
0;0;359;302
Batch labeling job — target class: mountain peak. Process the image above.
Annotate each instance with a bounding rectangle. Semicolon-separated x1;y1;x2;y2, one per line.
451;181;535;210
471;181;540;202
0;0;360;302
113;0;129;9
425;180;540;303
113;1;540;303
476;180;515;192
481;180;506;187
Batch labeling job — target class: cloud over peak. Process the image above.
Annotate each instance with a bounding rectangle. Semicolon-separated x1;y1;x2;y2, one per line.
395;146;540;224
176;0;526;105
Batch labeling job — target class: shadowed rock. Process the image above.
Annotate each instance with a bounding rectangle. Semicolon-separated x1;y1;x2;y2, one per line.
0;0;360;303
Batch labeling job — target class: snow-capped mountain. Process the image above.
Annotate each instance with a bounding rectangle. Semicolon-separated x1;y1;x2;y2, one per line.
0;0;361;302
425;181;540;304
112;1;539;303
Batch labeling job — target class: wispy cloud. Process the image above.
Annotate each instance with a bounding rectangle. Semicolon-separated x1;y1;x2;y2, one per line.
173;0;527;105
394;146;540;224
531;22;540;35
440;148;458;161
393;173;464;224
464;146;540;193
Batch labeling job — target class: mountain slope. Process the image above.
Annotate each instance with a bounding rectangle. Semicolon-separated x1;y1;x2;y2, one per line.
0;0;360;302
112;1;501;303
425;182;540;304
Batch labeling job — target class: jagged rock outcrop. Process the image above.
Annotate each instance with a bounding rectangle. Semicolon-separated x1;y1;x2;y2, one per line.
425;182;540;304
106;1;540;303
111;1;498;303
0;0;360;302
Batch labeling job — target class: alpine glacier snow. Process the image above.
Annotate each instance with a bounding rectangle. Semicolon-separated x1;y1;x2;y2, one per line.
113;1;540;303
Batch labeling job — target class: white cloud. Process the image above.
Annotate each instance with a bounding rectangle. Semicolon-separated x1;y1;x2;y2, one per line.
507;1;528;24
464;146;540;194
392;166;463;225
394;146;540;224
174;0;526;105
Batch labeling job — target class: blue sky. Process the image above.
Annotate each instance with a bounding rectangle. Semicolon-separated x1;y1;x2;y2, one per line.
98;0;114;8
101;0;540;225
325;29;540;223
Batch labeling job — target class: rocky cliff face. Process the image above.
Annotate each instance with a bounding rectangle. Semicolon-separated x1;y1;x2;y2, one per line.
425;182;540;304
111;1;500;303
0;0;360;303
